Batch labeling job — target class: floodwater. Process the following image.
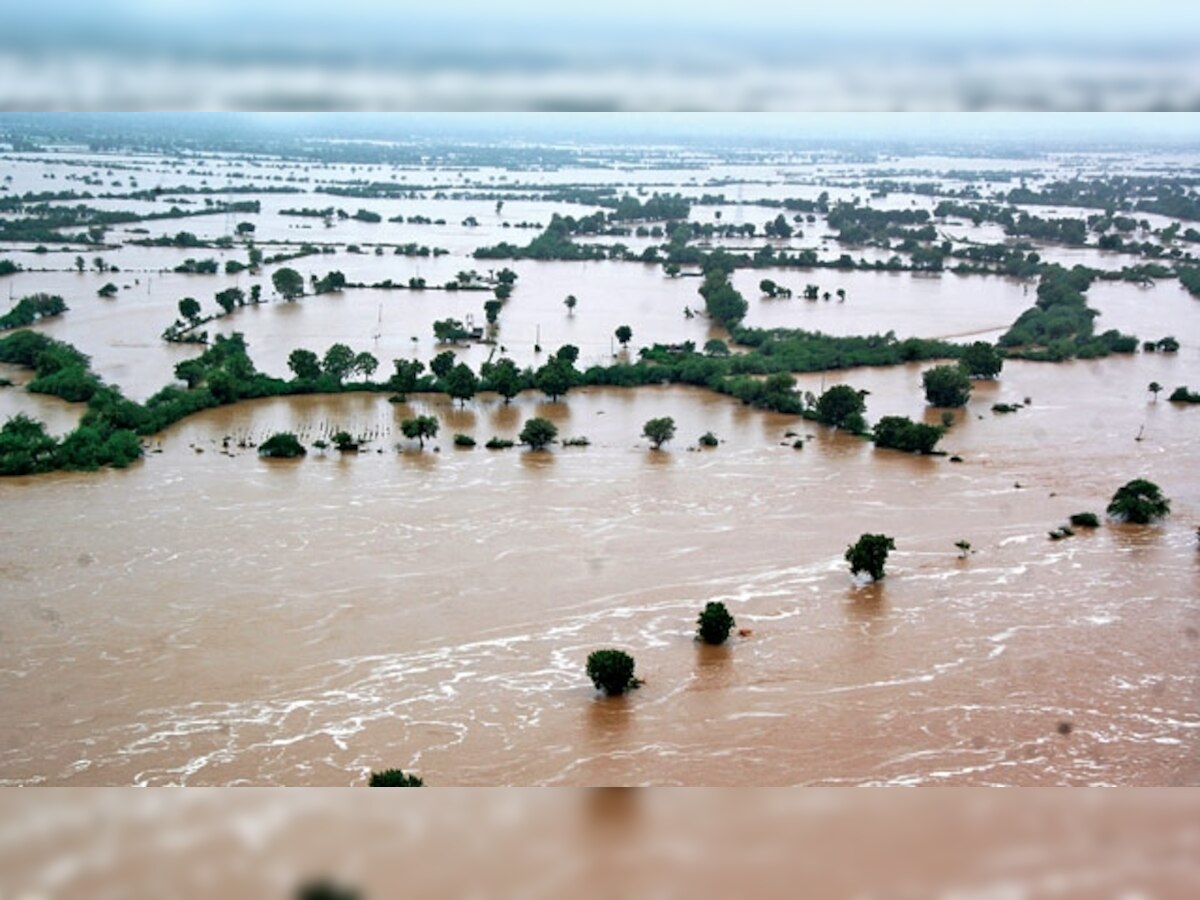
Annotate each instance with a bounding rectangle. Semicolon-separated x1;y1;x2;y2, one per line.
1;147;1198;786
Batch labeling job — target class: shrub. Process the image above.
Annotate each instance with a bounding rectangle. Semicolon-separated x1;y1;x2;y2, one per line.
453;433;476;447
561;436;590;447
259;432;306;458
1106;479;1170;524
872;415;943;453
586;649;638;696
1168;386;1200;403
698;431;719;447
1069;512;1100;528
331;430;359;451
696;601;735;645
368;768;424;787
991;403;1021;414
845;533;895;581
485;437;514;450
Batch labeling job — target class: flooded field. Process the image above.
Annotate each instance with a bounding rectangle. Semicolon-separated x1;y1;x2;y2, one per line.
1;128;1198;785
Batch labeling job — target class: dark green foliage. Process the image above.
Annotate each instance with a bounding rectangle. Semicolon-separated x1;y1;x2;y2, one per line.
991;403;1021;414
535;360;573;402
0;414;60;475
615;325;633;348
400;415;439;449
1167;386;1200;403
0;293;68;330
922;365;972;407
389;358;426;398
322;343;356;383
845;533;895;581
1069;512;1100;528
331;431;358;451
698;431;719;447
642;416;676;449
296;880;362;900
368;769;424;787
272;266;305;300
485;437;514;449
1106;479;1170;524
486;357;522;403
445;362;479;405
696;601;735;645
259;432;306;458
430;350;456;379
288;349;322;381
97;282;118;298
0;259;21;276
960;341;1004;379
453;433;476;447
1179;266;1200;297
815;384;867;431
872;416;943;454
586;649;638;696
698;269;748;327
519;417;558;450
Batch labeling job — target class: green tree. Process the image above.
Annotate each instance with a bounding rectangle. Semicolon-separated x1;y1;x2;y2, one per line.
519;417;558;450
214;287;244;315
177;297;201;323
430;350;456;380
960;341;1004;379
696;601;735;645
287;348;322;381
400;415;439;449
388;358;425;398
445;362;479;406
433;318;469;344
642;416;676;449
615;325;633;349
815;384;866;430
483;299;502;324
1148;381;1162;401
352;352;378;380
759;278;778;297
272;267;305;300
1106;479;1170;524
97;282;118;298
698;270;748;327
923;365;972;407
74;255;85;273
564;294;577;314
872;416;944;454
534;361;572;402
259;432;306;458
845;533;895;581
586;649;638;696
322;343;356;383
488;357;522;404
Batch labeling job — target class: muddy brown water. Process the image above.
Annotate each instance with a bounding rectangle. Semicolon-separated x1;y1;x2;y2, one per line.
0;360;1196;786
1;150;1198;785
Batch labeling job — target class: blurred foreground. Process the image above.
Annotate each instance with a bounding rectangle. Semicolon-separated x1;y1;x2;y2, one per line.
1;790;1198;898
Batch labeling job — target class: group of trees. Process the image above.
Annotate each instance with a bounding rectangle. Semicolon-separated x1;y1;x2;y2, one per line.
287;345;378;385
0;293;67;331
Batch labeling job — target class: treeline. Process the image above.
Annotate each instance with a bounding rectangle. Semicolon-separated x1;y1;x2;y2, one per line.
0;293;68;331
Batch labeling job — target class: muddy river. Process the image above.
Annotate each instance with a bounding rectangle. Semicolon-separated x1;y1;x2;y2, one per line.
0;146;1197;785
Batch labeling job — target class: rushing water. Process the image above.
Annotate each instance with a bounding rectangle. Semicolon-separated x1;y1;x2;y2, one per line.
1;148;1198;785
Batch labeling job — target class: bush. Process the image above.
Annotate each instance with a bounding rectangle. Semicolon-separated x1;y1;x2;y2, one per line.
1168;386;1200;403
331;430;359;451
586;649;638;696
485;437;514;450
1106;479;1170;524
696;601;735;645
872;415;943;453
1069;512;1100;528
259;432;307;458
453;433;476;447
368;768;424;787
698;431;719;447
845;533;895;581
561;436;590;447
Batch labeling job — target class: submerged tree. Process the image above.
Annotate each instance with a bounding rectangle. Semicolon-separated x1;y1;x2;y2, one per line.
519;416;558;450
400;415;439;449
696;601;735;645
368;769;424;787
845;533;896;581
272;267;305;300
586;649;638;696
642;416;676;450
1106;479;1170;524
923;364;972;407
259;432;306;458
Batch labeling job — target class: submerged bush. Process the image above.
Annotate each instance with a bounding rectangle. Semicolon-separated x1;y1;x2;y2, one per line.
368;768;424;787
586;649;638;696
1106;479;1170;524
259;432;306;458
698;431;719;447
845;533;895;581
453;433;476;447
1069;512;1100;528
696;601;735;645
485;436;514;450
